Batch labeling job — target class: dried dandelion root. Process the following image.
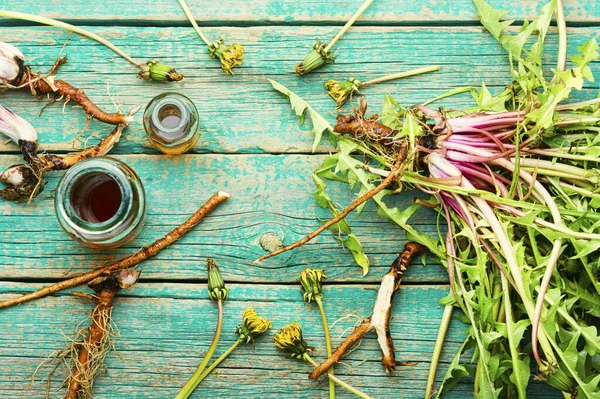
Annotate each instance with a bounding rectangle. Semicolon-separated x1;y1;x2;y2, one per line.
0;122;128;202
256;147;407;263
19;60;134;125
0;191;230;309
309;242;427;380
38;122;125;170
334;99;400;150
65;268;140;399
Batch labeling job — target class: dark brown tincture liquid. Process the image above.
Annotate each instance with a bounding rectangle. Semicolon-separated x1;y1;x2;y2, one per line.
70;173;122;223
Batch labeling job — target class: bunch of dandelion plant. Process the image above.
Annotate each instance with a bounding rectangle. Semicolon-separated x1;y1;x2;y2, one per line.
265;0;600;396
177;0;244;75
296;0;374;75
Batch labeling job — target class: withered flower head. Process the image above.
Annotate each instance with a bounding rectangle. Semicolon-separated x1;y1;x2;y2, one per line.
207;258;229;301
273;322;311;359
324;77;362;109
0;41;25;87
236;308;272;343
208;39;244;75
298;268;326;303
295;40;335;76
138;60;184;82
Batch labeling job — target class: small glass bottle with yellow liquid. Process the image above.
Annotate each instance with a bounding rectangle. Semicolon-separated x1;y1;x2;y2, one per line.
143;92;200;154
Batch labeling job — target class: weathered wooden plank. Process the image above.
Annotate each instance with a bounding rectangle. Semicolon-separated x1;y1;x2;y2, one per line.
0;153;447;283
0;282;561;398
0;26;597;155
0;0;599;24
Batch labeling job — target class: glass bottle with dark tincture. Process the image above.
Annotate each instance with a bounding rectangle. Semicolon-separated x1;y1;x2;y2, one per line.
143;92;200;154
55;157;146;248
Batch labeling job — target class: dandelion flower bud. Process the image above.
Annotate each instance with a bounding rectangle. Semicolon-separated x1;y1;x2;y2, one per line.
138;60;184;82
208;39;244;75
0;41;25;87
207;259;228;301
324;77;362;109
236;308;271;343
273;322;311;359
298;268;326;303
295;40;335;76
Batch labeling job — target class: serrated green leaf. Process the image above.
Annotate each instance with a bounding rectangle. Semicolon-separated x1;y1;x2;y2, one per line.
435;337;475;398
311;172;370;273
472;0;514;41
342;233;370;275
269;79;333;152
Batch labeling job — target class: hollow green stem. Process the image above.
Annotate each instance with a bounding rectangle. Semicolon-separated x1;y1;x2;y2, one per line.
176;0;212;46
175;300;224;399
324;0;373;52
425;304;453;399
555;0;567;73
0;10;142;68
304;354;373;399
316;296;335;399
362;65;440;86
193;338;242;387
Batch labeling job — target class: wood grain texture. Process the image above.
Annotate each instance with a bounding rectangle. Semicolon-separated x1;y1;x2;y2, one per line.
0;0;599;24
0;2;594;398
0;153;445;283
0;26;597;155
0;282;561;398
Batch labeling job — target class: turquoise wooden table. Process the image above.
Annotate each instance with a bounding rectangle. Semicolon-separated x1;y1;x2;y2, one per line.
0;1;597;398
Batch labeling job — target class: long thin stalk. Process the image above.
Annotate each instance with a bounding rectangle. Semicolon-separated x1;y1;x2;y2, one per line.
176;0;212;46
362;65;440;86
194;338;242;384
324;0;374;52
304;355;373;399
175;299;224;399
0;10;142;68
425;304;453;399
555;0;567;73
316;296;336;399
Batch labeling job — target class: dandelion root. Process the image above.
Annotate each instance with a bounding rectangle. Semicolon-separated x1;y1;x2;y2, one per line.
256;149;407;263
309;242;427;380
0;191;230;309
14;57;133;125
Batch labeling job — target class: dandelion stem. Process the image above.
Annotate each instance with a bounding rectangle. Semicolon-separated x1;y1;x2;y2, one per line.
304;354;374;399
316;296;336;399
425;304;453;399
176;0;212;46
555;0;567;73
193;338;242;385
0;10;142;68
324;0;374;52
362;65;440;86
175;299;224;399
